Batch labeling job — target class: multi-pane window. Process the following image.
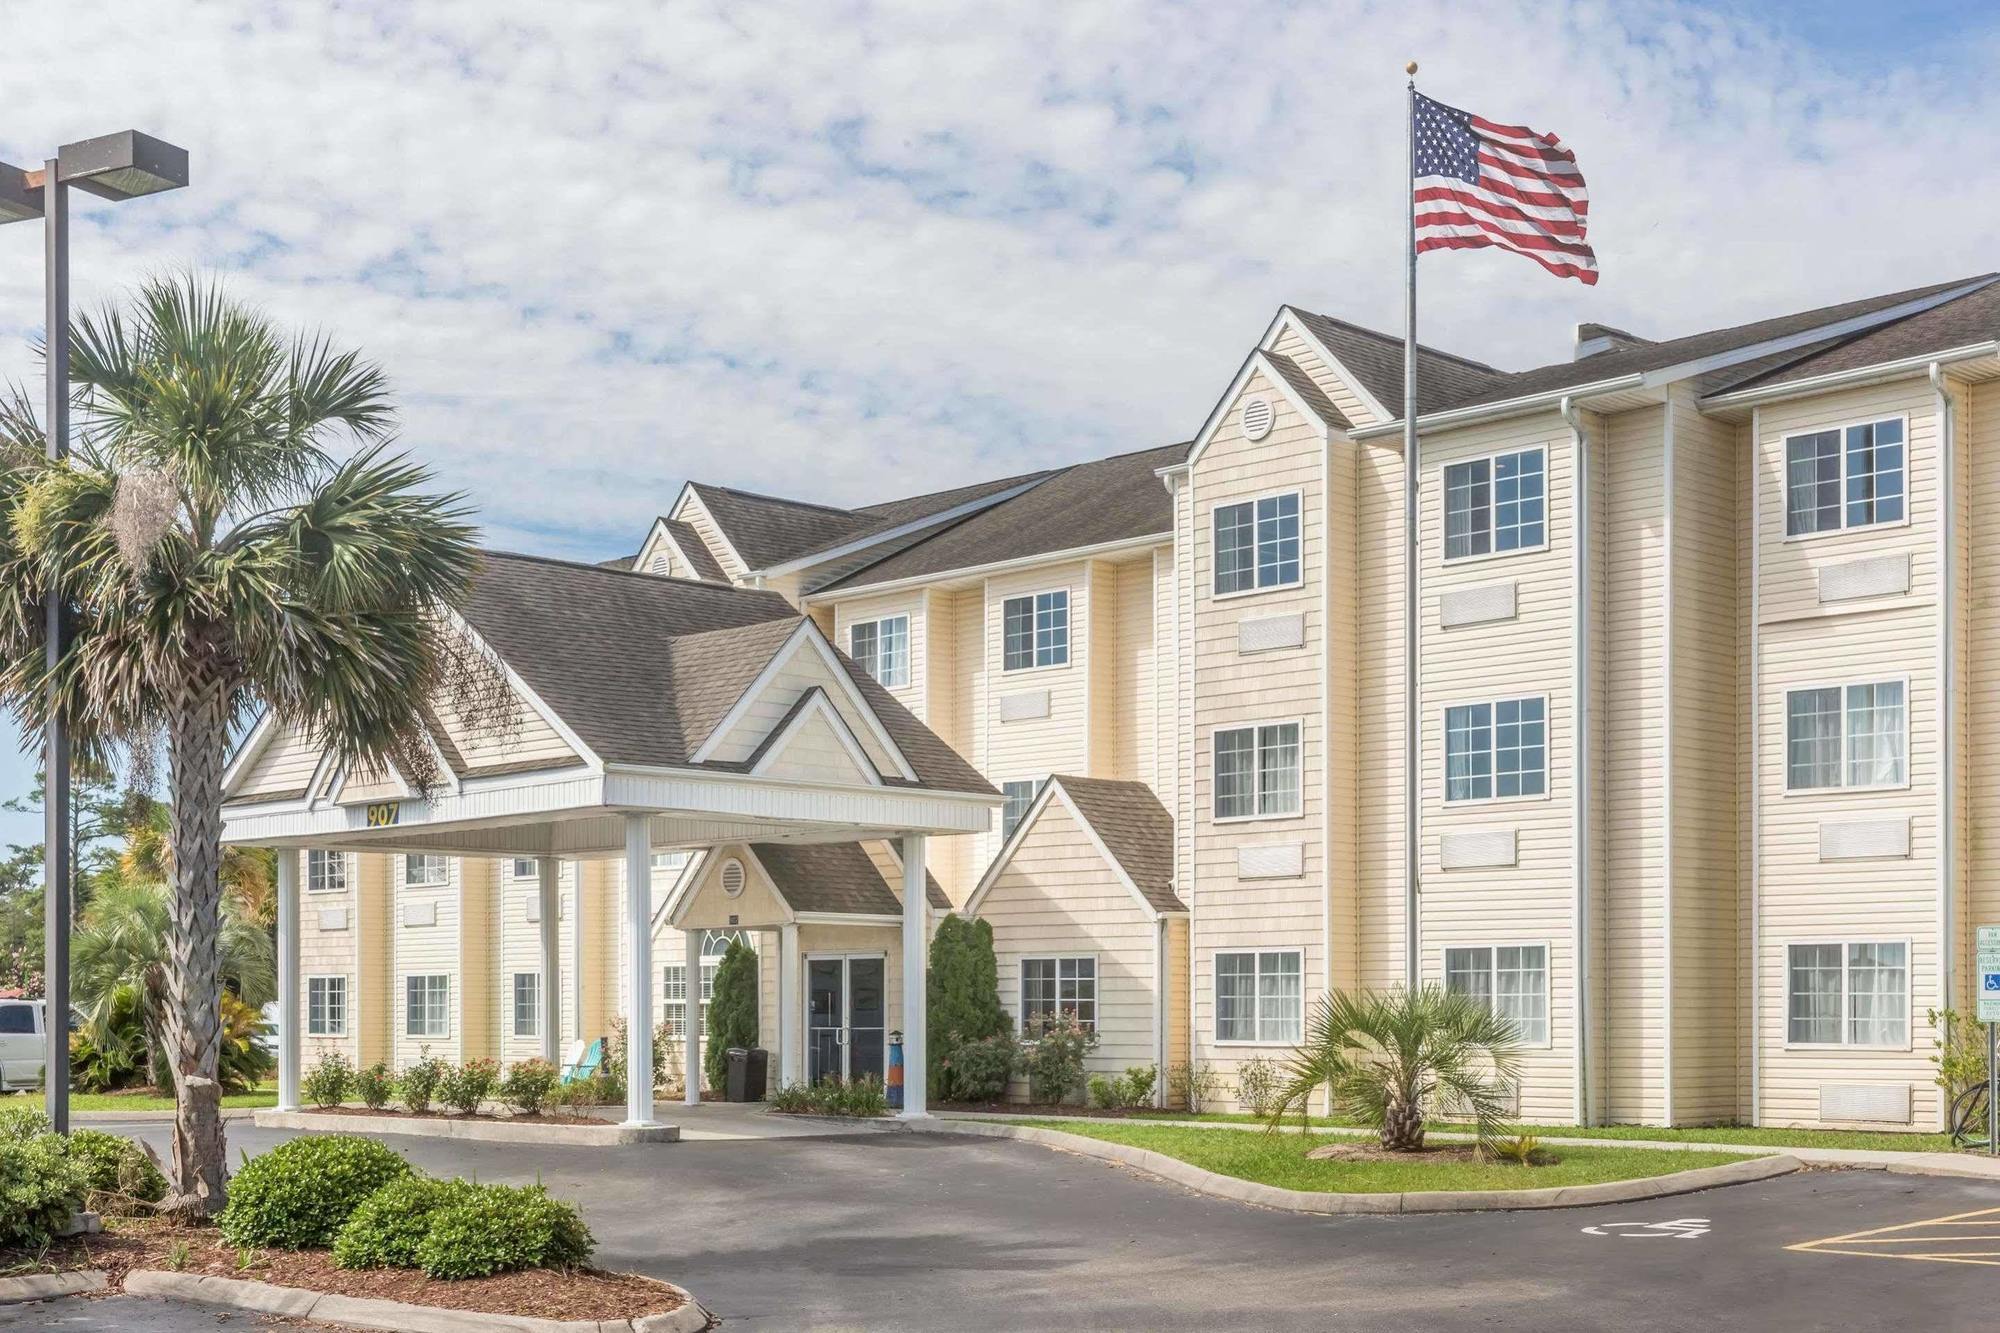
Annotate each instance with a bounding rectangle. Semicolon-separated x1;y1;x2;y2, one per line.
1214;492;1302;594
1444;945;1550;1044
1020;957;1096;1032
307;851;346;894
849;616;911;688
1002;591;1069;670
651;850;690;875
511;858;537;880
1444;448;1546;560
404;854;448;887
1215;950;1303;1043
1213;723;1302;819
307;976;347;1037
1785;418;1905;536
1001;779;1043;841
661;934;751;1037
404;974;449;1037
1787;942;1908;1046
1785;680;1906;790
1445;697;1546;801
512;972;540;1038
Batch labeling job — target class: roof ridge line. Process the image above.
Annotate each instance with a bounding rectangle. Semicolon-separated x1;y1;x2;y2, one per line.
480;547;782;596
1289;306;1504;374
690;480;861;519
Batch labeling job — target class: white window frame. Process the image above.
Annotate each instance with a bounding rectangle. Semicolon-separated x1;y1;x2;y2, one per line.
306;850;347;895
1212;948;1305;1046
1782;675;1910;794
1439;942;1553;1048
849;614;912;689
1440;693;1552;805
403;854;449;888
1211;487;1304;598
1439;446;1551;565
999;777;1046;842
1783;938;1911;1050
404;973;450;1039
1781;413;1911;542
660;931;753;1037
306;974;348;1038
1211;719;1305;823
1018;954;1098;1033
510;858;538;880
511;971;541;1039
1000;589;1070;673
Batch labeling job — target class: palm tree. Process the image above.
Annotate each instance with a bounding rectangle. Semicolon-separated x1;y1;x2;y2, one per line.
121;802;277;929
0;275;490;1213
1269;985;1523;1152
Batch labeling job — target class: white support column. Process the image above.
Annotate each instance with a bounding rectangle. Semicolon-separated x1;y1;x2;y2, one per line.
569;860;584;1043
899;832;928;1118
275;849;301;1113
778;921;800;1087
537;858;562;1066
622;816;656;1126
683;925;702;1106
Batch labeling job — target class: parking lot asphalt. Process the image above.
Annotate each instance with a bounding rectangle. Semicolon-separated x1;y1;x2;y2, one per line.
15;1119;2000;1331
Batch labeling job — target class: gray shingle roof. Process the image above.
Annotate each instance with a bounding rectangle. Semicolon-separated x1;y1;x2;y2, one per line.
1703;279;2000;396
1261;350;1350;431
1288;308;1508;417
749;841;950;913
663;518;729;581
1050;775;1182;914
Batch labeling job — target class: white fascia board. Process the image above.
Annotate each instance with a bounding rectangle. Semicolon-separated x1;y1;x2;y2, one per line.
1269;306;1394;425
1185;349;1333;469
668;845;796;929
1699;342;2000;410
654;848;713;928
794;911;902;927
635;516;709;578
1347;375;1644;442
672;484;752;577
801;533;1169;605
748;476;1051;580
748;689;886;786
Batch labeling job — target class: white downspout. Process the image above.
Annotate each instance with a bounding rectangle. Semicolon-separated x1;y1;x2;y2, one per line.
1661;397;1676;1127
1931;360;1957;1132
1560;394;1593;1126
1749;406;1762;1127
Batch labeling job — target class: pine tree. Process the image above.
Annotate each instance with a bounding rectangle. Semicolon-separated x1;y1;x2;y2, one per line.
704;940;760;1091
927;915;1010;1099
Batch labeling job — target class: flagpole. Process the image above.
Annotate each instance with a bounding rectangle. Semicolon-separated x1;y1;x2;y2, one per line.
1402;63;1421;991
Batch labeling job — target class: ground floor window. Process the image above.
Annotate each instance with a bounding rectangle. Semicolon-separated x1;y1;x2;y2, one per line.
512;972;541;1038
1215;949;1302;1043
1020;956;1096;1032
405;973;449;1037
661;930;755;1037
1787;941;1907;1046
307;975;347;1037
1444;944;1549;1044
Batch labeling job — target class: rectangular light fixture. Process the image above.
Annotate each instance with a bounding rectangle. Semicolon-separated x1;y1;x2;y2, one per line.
0;161;42;224
56;130;189;200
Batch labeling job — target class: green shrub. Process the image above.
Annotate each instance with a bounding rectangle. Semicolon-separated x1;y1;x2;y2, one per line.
768;1076;888;1118
1019;1013;1096;1104
0;1105;52;1141
0;1132;89;1249
703;940;760;1092
438;1058;499;1115
940;1031;1015;1103
1235;1055;1282;1117
414;1184;594;1279
219;1135;413;1249
927;915;1010;1100
603;1019;682;1101
1088;1065;1159;1110
333;1175;481;1270
500;1059;559;1116
398;1050;446;1114
1166;1062;1219;1113
355;1062;394;1111
66;1129;166;1210
302;1051;353;1109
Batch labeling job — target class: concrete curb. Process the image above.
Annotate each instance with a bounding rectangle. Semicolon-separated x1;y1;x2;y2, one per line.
0;1270;106;1304
915;1119;1802;1213
123;1269;711;1332
254;1109;681;1145
73;1108;264;1124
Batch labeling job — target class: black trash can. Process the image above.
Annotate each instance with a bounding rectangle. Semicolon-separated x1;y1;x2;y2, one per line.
725;1047;769;1102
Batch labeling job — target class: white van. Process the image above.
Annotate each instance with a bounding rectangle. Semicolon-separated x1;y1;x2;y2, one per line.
0;1000;48;1093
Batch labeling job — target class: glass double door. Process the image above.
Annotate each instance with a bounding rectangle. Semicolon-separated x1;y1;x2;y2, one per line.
805;955;885;1084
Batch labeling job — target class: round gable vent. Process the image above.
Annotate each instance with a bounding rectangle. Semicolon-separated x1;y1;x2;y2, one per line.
1241;396;1275;441
720;858;746;898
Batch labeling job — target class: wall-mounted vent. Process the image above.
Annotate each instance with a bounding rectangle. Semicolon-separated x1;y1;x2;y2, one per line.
1819;817;1911;861
1819;553;1909;604
646;549;673;575
1238;843;1305;880
523;894;565;923
316;908;349;932
1819;1083;1911;1124
1440;828;1518;870
1239;613;1305;654
998;689;1050;723
1241;397;1275;441
721;858;747;898
1440;581;1517;629
401;901;437;928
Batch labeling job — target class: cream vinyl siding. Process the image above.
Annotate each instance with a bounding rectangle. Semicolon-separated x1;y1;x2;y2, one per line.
673;491;749;581
336;761;409;805
1187;365;1326;1085
1355;438;1408;994
976;799;1163;1079
1966;382;2000;1017
1324;430;1360;999
1153;544;1179;818
1669;394;1742;1123
1086;560;1120;778
755;709;877;786
458;859;497;1063
1416;409;1574;1120
297;850;359;1065
493;860;578;1066
232;726;323;801
1269;323;1379;429
701;642;899;775
978;563;1088;873
393;857;464;1068
945;589;986;900
833;590;927;712
427;683;580;774
1164;914;1190;1095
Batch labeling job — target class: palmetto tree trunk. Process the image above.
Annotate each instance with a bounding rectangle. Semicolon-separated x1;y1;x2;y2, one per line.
161;672;230;1213
1380;1094;1426;1152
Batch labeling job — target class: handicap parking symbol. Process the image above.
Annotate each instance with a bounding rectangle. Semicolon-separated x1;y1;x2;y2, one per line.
1984;973;2000;992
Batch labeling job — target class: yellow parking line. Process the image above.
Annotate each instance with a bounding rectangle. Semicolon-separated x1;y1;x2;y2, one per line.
1789;1206;2000;1266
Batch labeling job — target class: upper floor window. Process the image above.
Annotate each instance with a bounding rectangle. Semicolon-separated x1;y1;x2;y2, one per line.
1003;591;1068;671
1000;778;1044;841
404;854;449;887
1214;492;1301;594
1445;697;1546;801
1785;680;1905;791
1787;941;1906;1046
1785;418;1904;537
850;615;911;688
307;850;346;895
510;858;538;880
1214;723;1302;819
1445;944;1549;1044
1444;448;1545;561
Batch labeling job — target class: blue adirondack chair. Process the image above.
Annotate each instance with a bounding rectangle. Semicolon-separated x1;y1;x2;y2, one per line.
561;1037;603;1084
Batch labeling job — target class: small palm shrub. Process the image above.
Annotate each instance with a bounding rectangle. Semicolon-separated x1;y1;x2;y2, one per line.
414;1184;594;1279
302;1051;353;1108
1019;1013;1096;1105
439;1058;500;1115
941;1032;1015;1102
1486;1133;1546;1166
333;1175;481;1269
0;1131;89;1249
66;1129;167;1211
398;1050;447;1114
1166;1062;1220;1113
354;1062;394;1111
1234;1055;1283;1117
500;1059;559;1115
219;1136;413;1248
1270;985;1522;1152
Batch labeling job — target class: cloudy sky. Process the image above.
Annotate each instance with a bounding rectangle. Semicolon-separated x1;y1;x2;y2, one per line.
1;0;1995;846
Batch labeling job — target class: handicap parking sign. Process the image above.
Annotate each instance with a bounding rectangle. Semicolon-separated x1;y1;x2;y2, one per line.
1987;974;2000;993
1980;927;2000;1021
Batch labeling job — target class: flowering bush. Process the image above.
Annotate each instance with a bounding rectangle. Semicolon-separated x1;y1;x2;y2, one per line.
438;1058;500;1115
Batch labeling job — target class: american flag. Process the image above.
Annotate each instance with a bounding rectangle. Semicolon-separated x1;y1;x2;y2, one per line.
1412;92;1596;285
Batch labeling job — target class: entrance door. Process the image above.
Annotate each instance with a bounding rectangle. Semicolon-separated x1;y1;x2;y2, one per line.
804;955;887;1084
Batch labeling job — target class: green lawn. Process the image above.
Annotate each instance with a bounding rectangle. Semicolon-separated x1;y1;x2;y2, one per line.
1004;1119;1752;1193
68;1082;278;1113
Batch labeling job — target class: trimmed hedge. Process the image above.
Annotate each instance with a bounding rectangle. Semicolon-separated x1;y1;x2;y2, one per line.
66;1129;166;1209
0;1133;87;1250
219;1135;413;1249
333;1175;482;1270
413;1183;594;1279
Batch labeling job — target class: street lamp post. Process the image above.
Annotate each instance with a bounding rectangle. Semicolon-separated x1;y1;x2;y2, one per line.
0;132;187;1132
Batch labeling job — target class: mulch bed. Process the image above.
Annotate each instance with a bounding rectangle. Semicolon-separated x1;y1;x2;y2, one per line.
13;1218;687;1323
301;1106;609;1125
